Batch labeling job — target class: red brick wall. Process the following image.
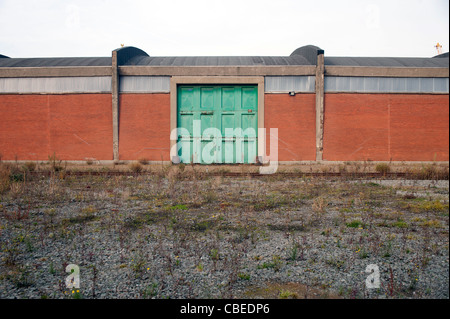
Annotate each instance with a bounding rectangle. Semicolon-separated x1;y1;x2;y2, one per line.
119;94;170;161
323;94;449;161
0;94;112;161
264;94;316;161
1;92;447;163
390;95;449;161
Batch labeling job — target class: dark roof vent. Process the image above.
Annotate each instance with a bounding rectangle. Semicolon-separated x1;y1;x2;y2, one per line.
113;46;149;65
290;45;324;65
433;52;449;58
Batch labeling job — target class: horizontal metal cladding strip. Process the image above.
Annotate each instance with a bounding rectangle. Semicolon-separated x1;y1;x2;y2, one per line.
119;76;170;93
324;76;449;93
0;77;112;94
325;66;449;78
0;66;112;78
265;76;315;93
119;65;317;76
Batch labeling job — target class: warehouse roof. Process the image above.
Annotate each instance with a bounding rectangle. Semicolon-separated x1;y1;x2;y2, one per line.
324;56;448;67
0;57;111;67
123;55;312;66
0;45;448;68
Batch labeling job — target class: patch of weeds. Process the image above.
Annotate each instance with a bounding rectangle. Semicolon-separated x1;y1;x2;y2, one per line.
231;225;253;243
366;182;380;187
312;196;328;215
403;200;449;214
67;206;98;224
143;282;159;298
392;219;409;229
209;248;220;261
267;224;306;232
321;228;332;236
253;195;289;211
81;206;97;214
192;219;215;232
48;152;63;172
10;171;24;182
286;241;302;261
355;247;369;259
49;262;56;275
202;190;218;204
411;164;449;180
257;255;283;272
123;217;145;230
196;262;204;272
1;241;20;266
25;236;34;252
14;265;34;288
129;162;143;173
130;257;147;277
0;165;11;194
167;204;188;211
70;290;83;299
22;161;37;172
421;219;442;228
279;290;298;299
326;257;345;269
375;163;390;175
238;273;251;280
346;220;365;228
382;239;393;258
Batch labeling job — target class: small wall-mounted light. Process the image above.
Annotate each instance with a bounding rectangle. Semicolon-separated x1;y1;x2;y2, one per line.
289;91;296;96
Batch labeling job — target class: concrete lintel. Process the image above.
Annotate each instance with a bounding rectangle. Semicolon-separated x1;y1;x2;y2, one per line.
119;65;316;76
325;66;449;78
0;66;112;78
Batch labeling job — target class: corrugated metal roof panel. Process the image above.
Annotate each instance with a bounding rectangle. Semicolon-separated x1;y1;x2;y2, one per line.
325;56;448;67
121;55;313;66
0;47;448;68
0;57;111;67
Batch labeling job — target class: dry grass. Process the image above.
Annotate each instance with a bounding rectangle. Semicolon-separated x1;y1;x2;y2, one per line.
129;162;144;173
0;161;448;299
375;163;391;175
0;165;11;194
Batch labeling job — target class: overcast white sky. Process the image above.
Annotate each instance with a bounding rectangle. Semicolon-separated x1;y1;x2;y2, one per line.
0;0;448;58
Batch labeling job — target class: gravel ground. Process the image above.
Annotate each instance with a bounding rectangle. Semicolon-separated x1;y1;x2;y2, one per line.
0;171;448;299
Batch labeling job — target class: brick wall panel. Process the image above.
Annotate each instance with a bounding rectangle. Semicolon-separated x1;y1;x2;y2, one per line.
264;94;316;161
0;94;112;161
0;95;49;160
323;93;449;161
119;94;170;161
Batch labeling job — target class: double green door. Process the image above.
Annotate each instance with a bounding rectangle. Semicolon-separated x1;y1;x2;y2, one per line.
177;85;258;164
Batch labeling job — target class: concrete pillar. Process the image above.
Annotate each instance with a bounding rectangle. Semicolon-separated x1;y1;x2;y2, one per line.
111;50;119;162
315;50;325;161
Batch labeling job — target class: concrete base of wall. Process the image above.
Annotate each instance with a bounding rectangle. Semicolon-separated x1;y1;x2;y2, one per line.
3;160;448;175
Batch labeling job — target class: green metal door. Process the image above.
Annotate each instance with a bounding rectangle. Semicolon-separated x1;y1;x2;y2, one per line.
177;85;258;164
